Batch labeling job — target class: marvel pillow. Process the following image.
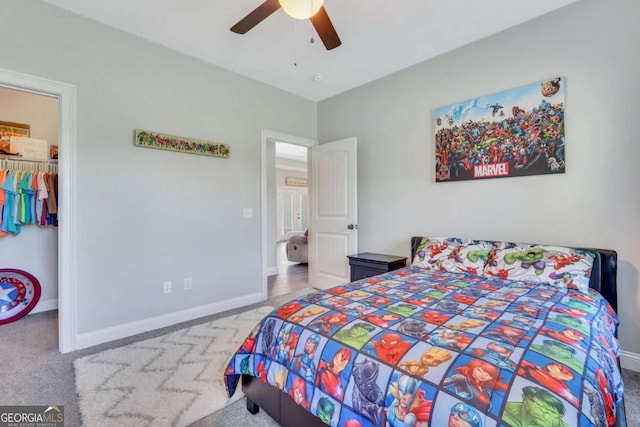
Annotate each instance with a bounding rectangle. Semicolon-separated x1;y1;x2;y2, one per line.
484;244;595;293
411;237;493;275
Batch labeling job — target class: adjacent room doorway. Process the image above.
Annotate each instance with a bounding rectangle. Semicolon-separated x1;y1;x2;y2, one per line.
269;142;309;298
261;130;315;299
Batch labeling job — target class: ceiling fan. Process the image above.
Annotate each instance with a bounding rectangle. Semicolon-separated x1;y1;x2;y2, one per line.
230;0;342;50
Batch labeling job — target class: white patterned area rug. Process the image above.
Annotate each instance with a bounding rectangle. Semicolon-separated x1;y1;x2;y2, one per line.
74;305;274;427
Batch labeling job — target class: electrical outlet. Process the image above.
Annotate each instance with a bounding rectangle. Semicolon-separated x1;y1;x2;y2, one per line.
163;281;172;294
184;277;192;290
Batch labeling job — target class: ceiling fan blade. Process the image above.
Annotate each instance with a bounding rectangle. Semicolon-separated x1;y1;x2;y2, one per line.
310;6;341;50
230;0;281;34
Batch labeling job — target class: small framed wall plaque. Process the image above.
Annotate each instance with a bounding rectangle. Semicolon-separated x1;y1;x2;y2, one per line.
134;129;229;158
285;176;307;187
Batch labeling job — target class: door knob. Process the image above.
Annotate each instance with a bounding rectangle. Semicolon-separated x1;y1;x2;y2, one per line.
347;224;356;230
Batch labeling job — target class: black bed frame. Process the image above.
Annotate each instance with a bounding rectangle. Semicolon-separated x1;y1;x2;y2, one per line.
241;237;627;427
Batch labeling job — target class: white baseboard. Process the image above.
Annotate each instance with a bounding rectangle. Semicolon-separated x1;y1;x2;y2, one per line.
620;350;640;372
30;298;58;314
76;292;265;350
267;266;278;276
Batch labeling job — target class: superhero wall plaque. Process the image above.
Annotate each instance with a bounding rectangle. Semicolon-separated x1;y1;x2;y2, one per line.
0;269;42;325
435;77;566;182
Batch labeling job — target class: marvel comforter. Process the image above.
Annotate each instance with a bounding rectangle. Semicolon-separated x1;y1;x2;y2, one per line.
224;267;623;427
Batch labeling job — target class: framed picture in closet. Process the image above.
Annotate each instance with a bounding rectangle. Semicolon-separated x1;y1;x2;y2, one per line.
0;120;29;156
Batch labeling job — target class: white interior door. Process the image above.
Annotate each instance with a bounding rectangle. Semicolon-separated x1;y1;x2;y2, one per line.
309;137;357;289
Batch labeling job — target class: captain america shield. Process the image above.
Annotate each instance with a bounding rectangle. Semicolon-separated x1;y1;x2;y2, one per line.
0;269;41;325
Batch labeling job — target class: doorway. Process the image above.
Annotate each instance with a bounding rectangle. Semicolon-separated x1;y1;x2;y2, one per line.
0;67;77;353
275;139;309;243
269;142;309;298
0;87;59;322
261;130;316;298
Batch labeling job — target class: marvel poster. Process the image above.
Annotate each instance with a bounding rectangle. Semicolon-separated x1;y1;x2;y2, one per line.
435;77;565;182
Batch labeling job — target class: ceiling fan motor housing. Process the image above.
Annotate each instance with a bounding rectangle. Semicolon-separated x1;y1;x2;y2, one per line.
279;0;325;20
231;0;341;50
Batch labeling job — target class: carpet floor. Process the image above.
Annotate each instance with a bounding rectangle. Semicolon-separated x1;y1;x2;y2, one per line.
75;306;274;427
0;288;309;426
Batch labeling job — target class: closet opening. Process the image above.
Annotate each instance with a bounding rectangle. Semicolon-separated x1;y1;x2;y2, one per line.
0;67;77;353
0;86;60;338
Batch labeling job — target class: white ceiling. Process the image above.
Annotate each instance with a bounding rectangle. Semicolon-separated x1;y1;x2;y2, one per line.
42;0;578;102
276;141;308;162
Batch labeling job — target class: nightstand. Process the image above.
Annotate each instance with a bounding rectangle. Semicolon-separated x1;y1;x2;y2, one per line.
347;252;408;282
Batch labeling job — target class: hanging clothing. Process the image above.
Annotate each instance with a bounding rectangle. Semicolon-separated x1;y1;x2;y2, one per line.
36;172;48;226
0;169;8;237
1;170;20;234
0;165;58;237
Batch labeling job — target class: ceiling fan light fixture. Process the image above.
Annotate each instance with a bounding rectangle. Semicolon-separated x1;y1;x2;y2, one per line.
279;0;324;20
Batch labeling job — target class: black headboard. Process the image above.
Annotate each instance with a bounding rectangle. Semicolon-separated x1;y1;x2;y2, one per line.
410;237;618;313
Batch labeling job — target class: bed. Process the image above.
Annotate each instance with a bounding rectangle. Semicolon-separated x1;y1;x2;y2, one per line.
225;236;627;427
